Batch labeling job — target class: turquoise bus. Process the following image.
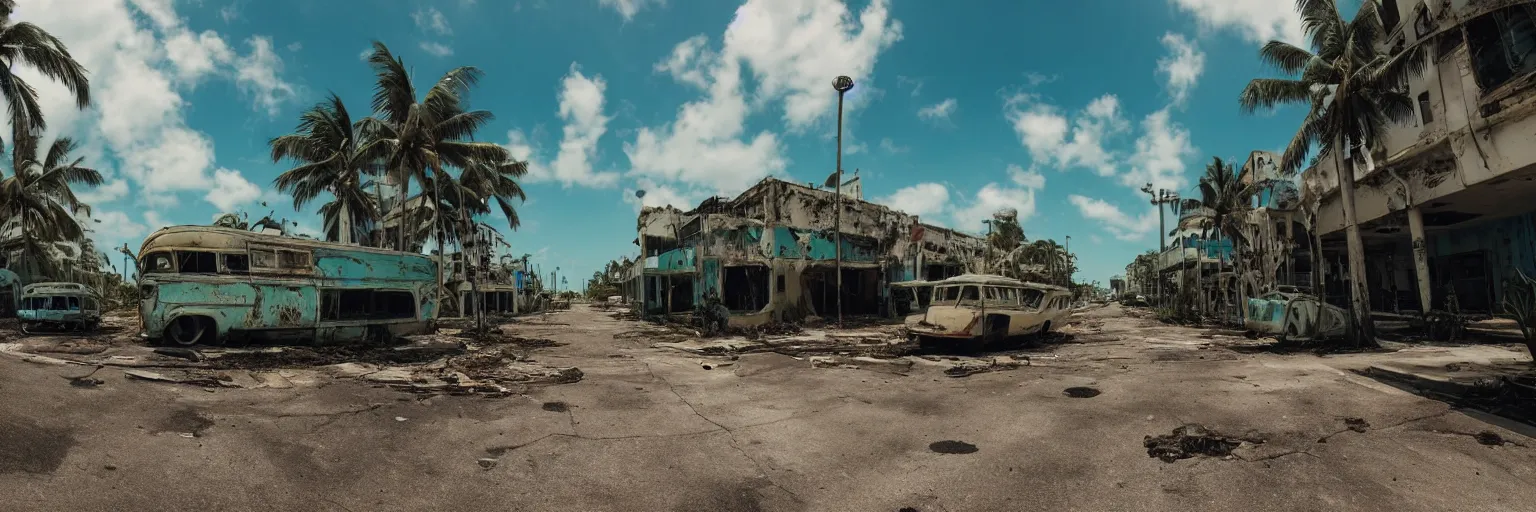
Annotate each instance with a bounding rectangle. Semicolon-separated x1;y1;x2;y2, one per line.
137;226;439;346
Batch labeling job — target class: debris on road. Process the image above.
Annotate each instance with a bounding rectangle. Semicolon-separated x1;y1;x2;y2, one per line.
152;347;204;362
1143;424;1263;463
477;458;498;469
541;401;569;412
942;356;1025;378
1344;417;1370;433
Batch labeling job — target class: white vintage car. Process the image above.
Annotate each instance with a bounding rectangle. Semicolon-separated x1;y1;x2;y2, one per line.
905;274;1073;349
1244;288;1348;341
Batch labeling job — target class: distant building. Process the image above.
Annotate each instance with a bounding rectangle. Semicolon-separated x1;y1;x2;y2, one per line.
627;176;986;325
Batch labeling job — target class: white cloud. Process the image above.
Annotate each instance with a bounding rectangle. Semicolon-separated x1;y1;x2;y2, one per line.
204;168;262;211
897;75;923;96
235;36;297;116
1157;33;1204;106
599;0;664;21
1168;0;1305;47
419;41;453;57
143;211;172;231
1069;195;1158;241
90;210;147;240
918;97;956;123
507;65;620;189
952;182;1040;233
1007;164;1045;189
1005;93;1127;177
880;183;948;218
78;179;131;205
622;178;706;210
627;0;901;196
11;0;296;200
413;7;452;36
549;64;619;188
879;137;907;153
219;4;239;23
358;47;372;61
286;41;302;52
1122;107;1195;192
163;29;233;83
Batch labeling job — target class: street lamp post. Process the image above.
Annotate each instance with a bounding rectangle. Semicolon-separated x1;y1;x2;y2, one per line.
831;75;854;328
982;220;993;274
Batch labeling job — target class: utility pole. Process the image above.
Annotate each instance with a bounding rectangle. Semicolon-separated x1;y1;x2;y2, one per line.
1140;183;1179;306
982;220;993;274
1064;235;1071;286
831;75;854;328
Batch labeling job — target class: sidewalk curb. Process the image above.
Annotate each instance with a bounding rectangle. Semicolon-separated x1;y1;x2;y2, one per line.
1364;364;1493;398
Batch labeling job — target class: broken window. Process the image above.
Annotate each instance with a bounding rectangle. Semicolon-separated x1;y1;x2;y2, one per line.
175;251;217;273
1380;0;1401;32
320;289;417;321
279;250;312;270
1468;5;1536;94
143;252;174;274
250;249;278;269
1020;289;1045;309
67;296;80;311
776;274;786;293
223;254;250;273
1418;92;1433;124
723;266;769;312
957;285;982;307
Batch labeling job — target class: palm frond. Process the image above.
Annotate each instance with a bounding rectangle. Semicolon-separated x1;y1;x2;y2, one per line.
1239;78;1314;113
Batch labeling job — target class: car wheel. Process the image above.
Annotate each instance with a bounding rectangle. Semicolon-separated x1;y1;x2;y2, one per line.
167;316;209;346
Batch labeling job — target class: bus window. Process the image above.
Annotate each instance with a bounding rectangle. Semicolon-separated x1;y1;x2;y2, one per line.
144;252;174;274
279;250;312;270
67;297;80;311
958;286;982;306
176;251;217;273
223;254;250;273
250;249;278;269
1021;289;1044;309
321;289;417;320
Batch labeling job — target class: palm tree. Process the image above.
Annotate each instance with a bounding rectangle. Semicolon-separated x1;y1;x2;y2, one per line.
0;0;91;140
0;134;103;279
358;41;509;253
269;93;381;244
1193;157;1256;316
1239;0;1424;344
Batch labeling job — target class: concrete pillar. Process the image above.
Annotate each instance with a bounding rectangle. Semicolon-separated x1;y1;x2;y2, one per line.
1407;206;1433;313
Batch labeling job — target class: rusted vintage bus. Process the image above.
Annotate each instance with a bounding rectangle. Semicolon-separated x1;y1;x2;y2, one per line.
17;282;102;332
138;226;439;346
906;274;1073;350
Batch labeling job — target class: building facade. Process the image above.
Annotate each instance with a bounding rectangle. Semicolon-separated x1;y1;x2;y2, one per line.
1304;0;1536;315
628;177;986;326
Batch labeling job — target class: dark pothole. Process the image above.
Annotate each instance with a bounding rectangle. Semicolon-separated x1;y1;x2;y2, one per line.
928;440;978;454
541;401;570;413
1475;431;1506;446
1063;386;1101;398
1344;417;1369;433
1143;424;1261;463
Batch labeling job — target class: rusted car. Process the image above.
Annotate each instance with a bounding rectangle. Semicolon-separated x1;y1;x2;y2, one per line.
906;274;1072;349
1244;289;1347;341
890;280;936;323
138;226;439;346
17;282;102;333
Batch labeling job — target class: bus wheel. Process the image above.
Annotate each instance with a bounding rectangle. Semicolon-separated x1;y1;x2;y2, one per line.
167;316;210;346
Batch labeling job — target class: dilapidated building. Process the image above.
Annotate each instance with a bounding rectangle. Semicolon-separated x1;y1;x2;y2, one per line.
1305;0;1536;315
626;177;987;326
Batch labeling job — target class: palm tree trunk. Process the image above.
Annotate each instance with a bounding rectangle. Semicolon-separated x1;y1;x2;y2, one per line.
1334;136;1377;346
397;172;408;252
374;177;385;248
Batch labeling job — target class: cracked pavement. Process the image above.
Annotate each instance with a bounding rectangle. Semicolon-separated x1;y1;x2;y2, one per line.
1;304;1534;511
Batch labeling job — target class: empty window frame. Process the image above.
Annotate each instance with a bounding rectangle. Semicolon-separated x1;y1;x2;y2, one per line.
223;254;250;273
278;250;312;270
250;248;279;269
175;251;218;273
143;252;175;274
1418;92;1433;124
320;289;417;321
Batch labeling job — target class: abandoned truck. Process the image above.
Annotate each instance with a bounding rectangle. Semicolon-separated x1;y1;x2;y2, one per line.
905;274;1072;349
138;226;439;346
17;282;102;333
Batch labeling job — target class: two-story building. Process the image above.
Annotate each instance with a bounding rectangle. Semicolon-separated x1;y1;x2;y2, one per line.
627;176;987;326
1304;0;1536;315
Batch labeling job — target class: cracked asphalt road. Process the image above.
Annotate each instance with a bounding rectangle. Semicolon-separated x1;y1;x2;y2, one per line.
1;304;1534;511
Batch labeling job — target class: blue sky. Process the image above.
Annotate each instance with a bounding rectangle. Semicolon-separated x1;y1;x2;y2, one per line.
18;0;1336;287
